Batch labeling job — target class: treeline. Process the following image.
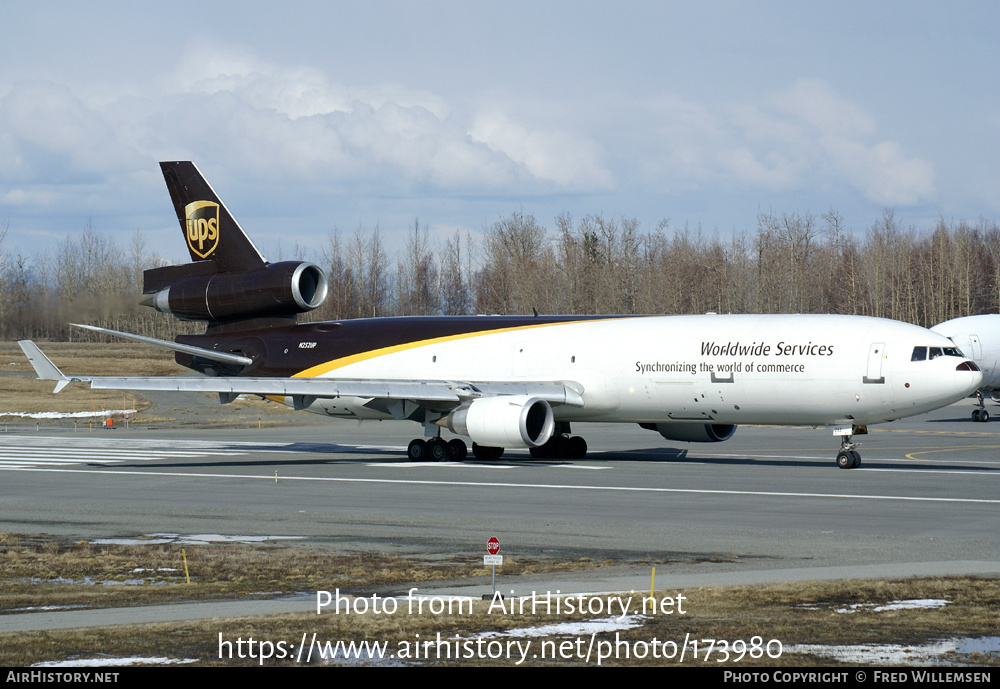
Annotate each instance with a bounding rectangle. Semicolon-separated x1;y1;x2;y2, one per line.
0;209;997;342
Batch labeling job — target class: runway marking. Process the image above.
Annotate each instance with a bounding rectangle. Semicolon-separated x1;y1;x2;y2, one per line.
705;450;1000;467
904;445;1000;461
6;466;1000;505
853;467;1000;476
873;428;1000;437
375;462;609;471
0;435;257;469
378;462;517;470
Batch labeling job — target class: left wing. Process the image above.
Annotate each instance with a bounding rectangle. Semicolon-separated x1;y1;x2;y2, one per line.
16;340;585;408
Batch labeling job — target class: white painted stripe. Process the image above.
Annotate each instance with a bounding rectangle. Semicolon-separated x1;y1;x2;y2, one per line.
550;464;610;470
851;467;1000;476
4;466;1000;505
0;458;119;464
0;449;243;457
0;436;290;447
374;462;517;470
0;461;76;469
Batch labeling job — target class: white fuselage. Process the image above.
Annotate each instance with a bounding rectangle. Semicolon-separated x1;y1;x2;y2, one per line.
295;314;981;427
932;314;1000;393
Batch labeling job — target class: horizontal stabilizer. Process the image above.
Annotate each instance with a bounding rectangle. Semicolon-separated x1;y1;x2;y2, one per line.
71;324;253;367
17;340;72;393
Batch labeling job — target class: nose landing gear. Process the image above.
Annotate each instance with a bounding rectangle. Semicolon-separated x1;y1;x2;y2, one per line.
972;391;990;422
834;424;865;469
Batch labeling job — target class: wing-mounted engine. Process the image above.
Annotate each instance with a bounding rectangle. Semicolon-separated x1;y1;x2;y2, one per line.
439;395;555;448
641;422;737;443
142;260;328;322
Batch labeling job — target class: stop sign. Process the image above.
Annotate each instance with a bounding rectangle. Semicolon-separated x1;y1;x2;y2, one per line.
487;537;500;555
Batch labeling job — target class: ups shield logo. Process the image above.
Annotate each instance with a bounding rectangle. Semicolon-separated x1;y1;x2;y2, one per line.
185;201;220;259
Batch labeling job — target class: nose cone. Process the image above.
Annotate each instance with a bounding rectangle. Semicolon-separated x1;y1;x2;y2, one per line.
890;356;983;421
954;360;984;397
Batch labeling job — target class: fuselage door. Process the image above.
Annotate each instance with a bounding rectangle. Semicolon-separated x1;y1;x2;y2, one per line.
969;334;983;360
864;342;885;384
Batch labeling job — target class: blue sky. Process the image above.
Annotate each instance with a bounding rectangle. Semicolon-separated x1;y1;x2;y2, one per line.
0;1;997;262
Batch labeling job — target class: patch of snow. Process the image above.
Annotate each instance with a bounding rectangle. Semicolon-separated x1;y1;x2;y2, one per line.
28;575;171;586
836;598;949;614
0;409;136;419
33;656;197;667
9;604;89;612
91;534;304;546
478;615;647;639
89;538;175;546
788;636;1000;665
322;647;406;667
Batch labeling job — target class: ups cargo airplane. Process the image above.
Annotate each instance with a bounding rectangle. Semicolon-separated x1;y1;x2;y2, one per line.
932;314;1000;422
18;163;983;469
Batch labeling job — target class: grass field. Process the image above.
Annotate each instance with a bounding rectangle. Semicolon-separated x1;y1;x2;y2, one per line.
0;341;295;425
1;534;998;666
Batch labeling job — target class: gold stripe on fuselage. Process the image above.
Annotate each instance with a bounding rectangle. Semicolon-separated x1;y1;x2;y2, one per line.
291;317;622;379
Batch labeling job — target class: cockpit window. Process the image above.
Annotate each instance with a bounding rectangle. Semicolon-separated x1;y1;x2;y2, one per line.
912;346;964;362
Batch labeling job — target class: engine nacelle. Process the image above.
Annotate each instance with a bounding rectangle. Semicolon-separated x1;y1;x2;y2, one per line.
145;261;328;321
641;422;737;443
441;396;555;448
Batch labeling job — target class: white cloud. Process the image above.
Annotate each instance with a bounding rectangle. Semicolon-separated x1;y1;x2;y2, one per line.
0;40;938;232
717;146;804;191
639;79;934;205
0;42;615;198
821;136;935;206
0;81;142;181
469;110;614;190
770;79;876;138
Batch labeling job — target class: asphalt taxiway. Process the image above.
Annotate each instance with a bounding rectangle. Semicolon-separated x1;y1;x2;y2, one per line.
2;398;999;578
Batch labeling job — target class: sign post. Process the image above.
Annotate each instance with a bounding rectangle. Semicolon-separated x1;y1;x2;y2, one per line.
484;537;502;598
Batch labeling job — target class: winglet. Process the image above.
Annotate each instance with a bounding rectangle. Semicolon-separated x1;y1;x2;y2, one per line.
17;340;75;393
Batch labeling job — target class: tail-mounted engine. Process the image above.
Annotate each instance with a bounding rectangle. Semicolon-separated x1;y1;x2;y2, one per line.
439;396;555;448
142;261;328;322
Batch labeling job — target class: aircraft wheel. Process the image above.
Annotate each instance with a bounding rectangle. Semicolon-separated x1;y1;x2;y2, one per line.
472;443;504;460
983;410;990;422
850;450;861;468
972;409;981;422
568;436;588;459
448;438;468;462
529;446;548;459
407;439;428;462
836;450;854;469
428;438;449;462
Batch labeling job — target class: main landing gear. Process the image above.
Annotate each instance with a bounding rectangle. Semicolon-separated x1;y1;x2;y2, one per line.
407;436;468;462
972;391;990;423
834;424;865;469
529;436;587;459
405;424;589;462
404;435;510;461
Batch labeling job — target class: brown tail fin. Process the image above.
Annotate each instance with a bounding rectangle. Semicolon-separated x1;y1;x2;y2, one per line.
159;161;267;273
